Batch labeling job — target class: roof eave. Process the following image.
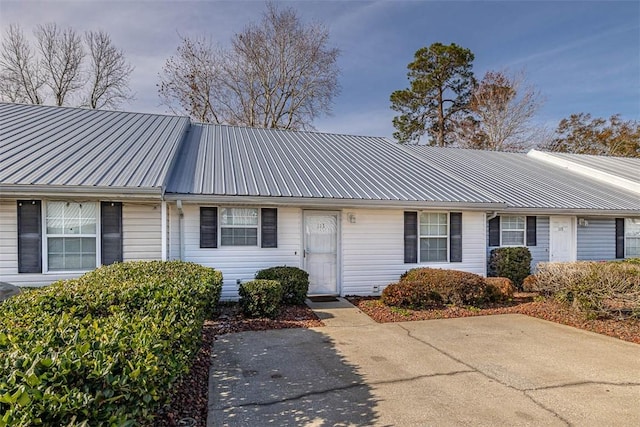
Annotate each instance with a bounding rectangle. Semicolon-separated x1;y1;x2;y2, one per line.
0;184;163;200
162;193;506;211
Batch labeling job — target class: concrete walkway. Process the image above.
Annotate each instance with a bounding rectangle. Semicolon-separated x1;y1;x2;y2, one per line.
208;298;640;426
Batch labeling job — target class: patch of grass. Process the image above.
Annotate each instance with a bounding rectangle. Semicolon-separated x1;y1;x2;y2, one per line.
390;306;413;317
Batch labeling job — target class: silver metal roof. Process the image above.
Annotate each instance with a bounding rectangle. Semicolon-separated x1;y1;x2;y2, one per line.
403;146;640;212
166;123;500;205
537;151;639;183
0;103;190;191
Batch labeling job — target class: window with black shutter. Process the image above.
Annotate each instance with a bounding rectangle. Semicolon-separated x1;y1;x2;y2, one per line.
101;202;123;265
17;200;42;273
261;208;278;248
449;212;462;262
526;216;537;246
488;216;500;247
200;207;218;248
404;212;418;263
615;218;625;259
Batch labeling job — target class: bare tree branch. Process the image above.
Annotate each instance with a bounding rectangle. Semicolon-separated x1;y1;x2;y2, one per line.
84;30;134;109
0;24;45;104
454;70;543;151
157;2;340;129
35;23;85;106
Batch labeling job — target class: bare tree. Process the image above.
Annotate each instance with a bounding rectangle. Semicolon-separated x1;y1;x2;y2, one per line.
1;23;134;110
84;30;134;109
0;24;45;104
158;35;223;123
158;2;340;129
35;23;85;106
455;70;542;151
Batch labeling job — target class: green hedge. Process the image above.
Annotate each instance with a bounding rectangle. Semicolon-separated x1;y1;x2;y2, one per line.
0;261;222;426
488;247;532;289
239;280;283;319
255;266;309;305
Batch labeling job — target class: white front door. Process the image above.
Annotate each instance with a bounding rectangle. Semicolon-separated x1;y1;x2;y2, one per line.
549;216;576;262
304;211;339;295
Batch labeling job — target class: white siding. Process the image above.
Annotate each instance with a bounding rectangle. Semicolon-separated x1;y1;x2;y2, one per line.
0;200;163;287
577;217;616;261
0;200;17;279
180;205;302;299
0;199;81;286
122;203;162;261
342;209;487;296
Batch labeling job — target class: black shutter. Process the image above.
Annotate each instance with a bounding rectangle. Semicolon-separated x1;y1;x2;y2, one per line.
488;216;500;247
449;212;462;262
17;200;42;273
615;218;625;259
526;216;537;247
200;207;218;248
404;212;418;263
261;208;278;248
101;202;123;265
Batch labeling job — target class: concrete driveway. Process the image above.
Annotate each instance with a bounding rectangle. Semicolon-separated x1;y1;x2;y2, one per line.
208;299;640;426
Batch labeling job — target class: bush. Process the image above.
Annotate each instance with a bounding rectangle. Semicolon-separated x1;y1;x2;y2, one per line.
255;266;309;305
488;247;532;289
381;281;443;309
0;261;222;426
239;280;283;318
397;268;488;306
534;261;640;319
484;277;515;301
522;275;538;292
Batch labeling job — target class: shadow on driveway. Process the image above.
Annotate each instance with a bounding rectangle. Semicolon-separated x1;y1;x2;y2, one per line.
208;328;379;426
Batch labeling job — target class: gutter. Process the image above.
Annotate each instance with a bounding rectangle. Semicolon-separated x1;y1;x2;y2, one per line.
162;194;507;211
0;185;163;200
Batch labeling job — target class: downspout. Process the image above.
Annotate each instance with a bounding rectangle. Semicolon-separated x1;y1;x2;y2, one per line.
176;200;184;261
161;200;167;261
487;211;498;221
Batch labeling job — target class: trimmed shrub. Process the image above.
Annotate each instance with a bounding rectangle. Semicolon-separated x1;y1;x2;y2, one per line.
398;268;488;306
534;261;640;319
0;261;222;426
488;247;532;289
255;266;309;305
239;280;283;318
381;281;443;309
484;277;515;301
522;274;538;292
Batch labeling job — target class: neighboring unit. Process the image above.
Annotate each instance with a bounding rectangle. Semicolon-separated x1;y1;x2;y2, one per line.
1;103;638;297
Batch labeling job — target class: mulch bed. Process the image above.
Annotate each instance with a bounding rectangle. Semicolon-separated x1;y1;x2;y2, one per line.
346;294;640;345
153;304;323;426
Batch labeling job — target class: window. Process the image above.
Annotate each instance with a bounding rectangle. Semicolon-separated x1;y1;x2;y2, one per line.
419;212;448;262
220;208;258;246
625;218;640;258
46;202;97;271
501;216;525;246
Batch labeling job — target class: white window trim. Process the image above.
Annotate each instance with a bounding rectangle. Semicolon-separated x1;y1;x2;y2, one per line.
500;215;526;247
418;211;449;263
625;218;640;258
42;200;101;273
219;207;260;247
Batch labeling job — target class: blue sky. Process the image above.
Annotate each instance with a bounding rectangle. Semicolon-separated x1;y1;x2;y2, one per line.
1;0;638;139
